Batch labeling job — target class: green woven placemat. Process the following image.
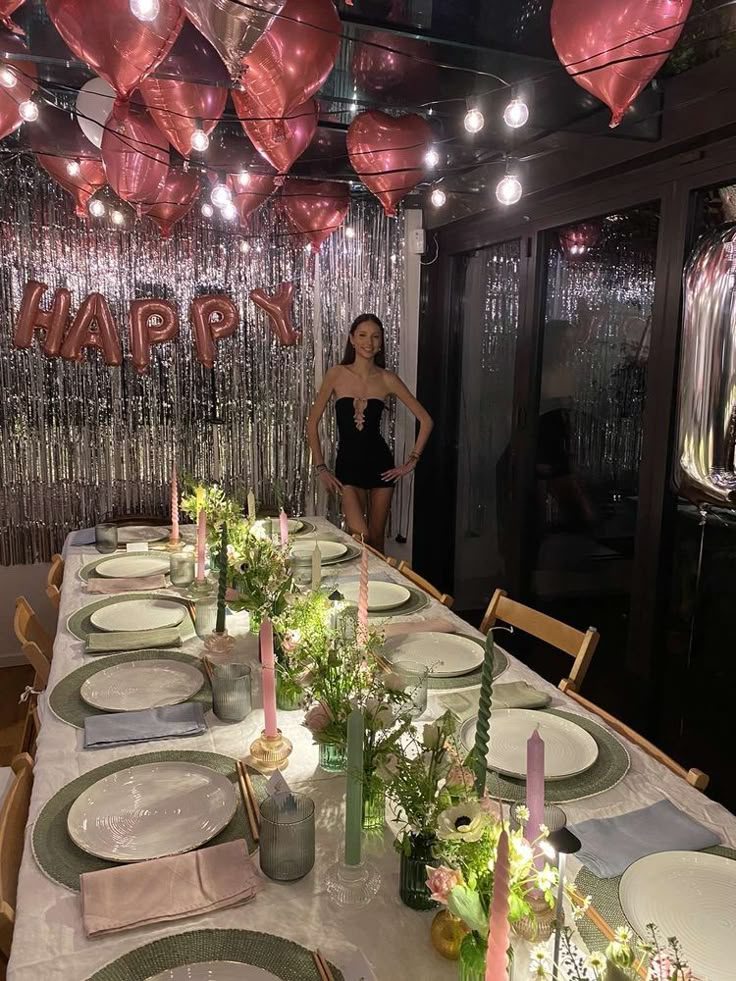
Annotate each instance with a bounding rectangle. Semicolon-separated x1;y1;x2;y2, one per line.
574;845;736;954
428;645;508;691
67;592;196;644
32;750;265;891
86;928;344;981
482;709;631;804
48;651;212;729
368;586;431;620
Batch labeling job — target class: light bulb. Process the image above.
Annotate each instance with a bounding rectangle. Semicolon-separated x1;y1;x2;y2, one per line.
238;169;250;188
430;188;447;208
345;227;355;239
503;98;529;129
201;202;214;218
0;66;17;88
221;201;237;222
464;107;484;134
111;210;124;226
88;199;105;218
130;0;159;21
190;128;209;152
424;148;439;167
210;182;232;209
66;160;80;177
495;174;523;206
19;99;38;123
240;240;250;253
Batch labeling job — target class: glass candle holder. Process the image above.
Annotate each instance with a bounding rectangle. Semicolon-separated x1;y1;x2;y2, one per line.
194;594;218;639
259;792;315;881
388;659;429;719
211;662;252;722
95;523;118;554
169;548;195;586
288;553;314;588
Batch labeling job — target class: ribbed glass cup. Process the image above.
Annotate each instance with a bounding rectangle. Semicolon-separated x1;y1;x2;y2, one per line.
94;523;118;554
259;793;315;881
169;548;195;586
194;595;217;639
211;662;252;722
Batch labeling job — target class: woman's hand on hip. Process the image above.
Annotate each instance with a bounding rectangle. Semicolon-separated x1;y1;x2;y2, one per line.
381;459;416;483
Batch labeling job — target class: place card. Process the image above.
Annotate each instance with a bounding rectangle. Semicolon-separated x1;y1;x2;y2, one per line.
266;770;292;802
126;542;149;553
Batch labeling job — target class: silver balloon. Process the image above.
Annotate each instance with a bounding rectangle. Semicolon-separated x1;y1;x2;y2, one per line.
180;0;285;80
676;223;736;506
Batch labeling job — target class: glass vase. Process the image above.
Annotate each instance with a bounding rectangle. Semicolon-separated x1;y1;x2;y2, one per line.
399;833;438;910
458;959;485;981
276;674;304;711
318;742;346;772
458;935;487;981
361;780;385;831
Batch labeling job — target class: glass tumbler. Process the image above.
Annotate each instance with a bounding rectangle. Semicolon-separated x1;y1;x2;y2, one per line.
194;594;218;639
289;553;314;588
169;548;195;587
389;659;429;718
95;523;118;554
259;793;315;881
211;662;252;722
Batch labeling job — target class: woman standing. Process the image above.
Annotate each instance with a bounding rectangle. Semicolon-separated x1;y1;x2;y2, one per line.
307;314;433;553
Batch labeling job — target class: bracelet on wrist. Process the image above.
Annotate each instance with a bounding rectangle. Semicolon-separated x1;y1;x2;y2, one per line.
315;464;328;473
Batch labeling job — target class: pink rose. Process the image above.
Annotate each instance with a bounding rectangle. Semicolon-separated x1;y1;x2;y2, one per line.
425;865;464;904
478;797;503;821
304;701;334;735
446;763;475;790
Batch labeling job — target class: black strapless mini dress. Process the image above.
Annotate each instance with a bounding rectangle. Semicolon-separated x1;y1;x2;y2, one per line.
334;397;394;489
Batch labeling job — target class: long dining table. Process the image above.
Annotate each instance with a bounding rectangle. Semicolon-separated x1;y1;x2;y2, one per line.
7;517;736;980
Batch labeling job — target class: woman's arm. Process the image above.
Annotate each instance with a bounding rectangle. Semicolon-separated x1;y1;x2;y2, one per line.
381;372;434;482
306;367;343;494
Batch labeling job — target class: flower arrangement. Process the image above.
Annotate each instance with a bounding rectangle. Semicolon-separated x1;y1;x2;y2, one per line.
225;518;293;627
180;482;243;541
272;591;332;704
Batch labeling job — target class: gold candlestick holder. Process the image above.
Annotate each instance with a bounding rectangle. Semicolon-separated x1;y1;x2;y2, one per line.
166;537;183;552
248;729;293;773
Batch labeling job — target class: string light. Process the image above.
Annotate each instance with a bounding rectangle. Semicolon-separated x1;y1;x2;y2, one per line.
201;203;214;218
18;99;38;122
430;187;447;208
130;0;159;21
221;201;238;221
190;127;209;153
503;98;529;129
111;210;125;226
345;227;355;239
496;173;523;206
424;148;440;167
66;160;80;177
88;198;105;218
464;106;484;134
210;180;232;209
0;66;17;88
240;240;250;253
238;169;250;188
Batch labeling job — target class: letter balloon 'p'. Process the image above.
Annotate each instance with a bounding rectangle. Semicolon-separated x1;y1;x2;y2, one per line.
191;295;239;368
129;298;179;372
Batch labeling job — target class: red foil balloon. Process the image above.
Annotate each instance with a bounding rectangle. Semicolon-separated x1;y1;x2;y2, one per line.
226;171;278;225
191;295;239;368
102;106;170;206
139;21;229;158
46;0;184;101
60;293;122;366
233;94;318;174
30;105;106;218
0;0;24;33
0;30;37;141
250;282;299;346
144;168;201;237
243;0;339;130
347;110;432;217
551;0;692;127
280;178;349;253
13;280;71;357
129;299;179;372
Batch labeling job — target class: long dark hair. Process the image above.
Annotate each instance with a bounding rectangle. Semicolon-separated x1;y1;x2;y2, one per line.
341;314;385;368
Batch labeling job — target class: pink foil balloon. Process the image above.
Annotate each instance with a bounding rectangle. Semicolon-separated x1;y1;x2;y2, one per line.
46;0;184;101
30;104;106;217
226;171;279;225
233;93;318;174
102;106;170;206
144;167;201;236
347;110;432;217
280;177;349;252
243;0;340;130
0;29;37;140
129;298;179;372
250;282;299;346
551;0;692;127
191;295;239;369
13;280;71;357
351;31;436;103
60;293;123;366
179;0;284;81
140;21;229;158
0;0;24;33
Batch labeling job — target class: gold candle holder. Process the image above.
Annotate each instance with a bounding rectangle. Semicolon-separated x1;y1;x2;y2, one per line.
248;729;293;773
166;537;183;552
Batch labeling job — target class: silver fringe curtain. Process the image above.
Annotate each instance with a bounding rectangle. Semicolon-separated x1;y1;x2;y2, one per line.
0;158;405;564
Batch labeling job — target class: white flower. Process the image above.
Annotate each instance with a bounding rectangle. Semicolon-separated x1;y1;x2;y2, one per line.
437;802;490;842
536;866;557;891
614;926;633;945
515;804;530;823
539;823;549;837
422;723;441;749
587;952;607;971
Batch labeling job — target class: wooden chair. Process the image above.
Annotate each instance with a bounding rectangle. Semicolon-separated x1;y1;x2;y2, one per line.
480;588;598;692
13;598;52;689
558;679;710;791
0;754;34;961
45;554;64;611
397;561;454;608
351;535;398;568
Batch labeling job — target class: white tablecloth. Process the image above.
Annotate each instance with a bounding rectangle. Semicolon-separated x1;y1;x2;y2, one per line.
8;519;736;980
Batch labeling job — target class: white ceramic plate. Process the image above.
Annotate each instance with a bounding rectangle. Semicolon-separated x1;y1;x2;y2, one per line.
94;554;171;579
67;761;237;862
341;580;412;612
384;632;484;677
619;851;736;981
117;525;170;544
148;964;280;981
290;540;348;561
90;598;187;633
79;659;204;712
460;709;599;779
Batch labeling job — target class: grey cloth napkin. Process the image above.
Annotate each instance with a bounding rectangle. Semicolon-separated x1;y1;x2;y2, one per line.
84;703;206;749
440;682;551;723
85;627;182;654
573;798;721;878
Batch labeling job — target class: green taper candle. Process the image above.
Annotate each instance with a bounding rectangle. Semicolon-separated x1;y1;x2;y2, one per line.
473;634;494;796
345;708;364;866
215;522;228;634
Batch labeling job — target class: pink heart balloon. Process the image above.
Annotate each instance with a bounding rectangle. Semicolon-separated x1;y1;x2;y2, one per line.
233;94;318;175
346;110;432;217
226;171;279;225
102;106;170;206
144;168;201;236
46;0;184;101
0;29;37;140
30;104;106;217
551;0;692;127
0;0;24;33
280;178;349;253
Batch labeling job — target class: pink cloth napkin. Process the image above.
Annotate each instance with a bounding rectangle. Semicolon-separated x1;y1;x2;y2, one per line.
87;574;167;594
80;839;259;938
383;618;457;638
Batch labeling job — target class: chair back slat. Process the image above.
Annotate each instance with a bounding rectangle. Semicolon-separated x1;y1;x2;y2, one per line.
397;562;454;608
0;755;33;959
47;554;64;590
14;597;53;662
351;535;397;568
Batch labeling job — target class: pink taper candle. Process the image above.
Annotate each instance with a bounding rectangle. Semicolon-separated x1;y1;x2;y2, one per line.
195;508;207;582
279;509;289;548
260;617;278;738
485;829;511;981
169;466;179;542
525;727;546;881
357;542;369;645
